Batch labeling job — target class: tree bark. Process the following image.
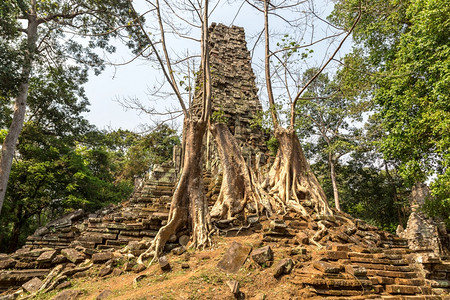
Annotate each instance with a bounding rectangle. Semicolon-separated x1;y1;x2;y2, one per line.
138;119;210;264
209;123;270;219
0;16;38;215
264;127;332;216
329;153;340;211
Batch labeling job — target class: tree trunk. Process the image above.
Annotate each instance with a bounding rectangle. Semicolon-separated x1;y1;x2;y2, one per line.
329;153;340;211
7;219;23;253
138;119;210;264
0;16;38;215
264;127;332;216
209;123;270;219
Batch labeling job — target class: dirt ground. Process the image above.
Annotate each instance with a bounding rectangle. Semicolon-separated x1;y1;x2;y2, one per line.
35;232;309;300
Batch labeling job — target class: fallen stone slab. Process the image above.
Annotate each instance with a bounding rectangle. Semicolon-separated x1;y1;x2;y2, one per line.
217;241;252;274
159;256;171;271
251;246;273;266
22;277;43;293
273;258;294;278
51;289;83;300
92;252;114;264
96;289;113;299
313;261;343;274
0;269;49;287
61;248;84;264
37;250;57;263
227;280;240;295
0;259;16;270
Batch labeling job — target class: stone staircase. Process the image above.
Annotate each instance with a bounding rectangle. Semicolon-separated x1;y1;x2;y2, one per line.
251;211;450;299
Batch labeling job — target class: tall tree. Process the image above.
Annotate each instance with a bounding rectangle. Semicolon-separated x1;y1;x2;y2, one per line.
295;67;370;211
122;0;213;263
0;0;133;214
0;65;133;252
249;0;361;217
331;0;450;224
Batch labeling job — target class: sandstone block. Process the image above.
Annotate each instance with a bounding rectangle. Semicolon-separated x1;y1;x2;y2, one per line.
385;284;420;294
273;258;294;278
217;241;252;273
92;252;114;264
251;246;273;266
37;250;57;263
313;261;343;274
22;277;43;293
61;248;85;264
159;256;171;271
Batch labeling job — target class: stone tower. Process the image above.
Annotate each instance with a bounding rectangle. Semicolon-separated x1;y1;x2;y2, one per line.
192;23;268;170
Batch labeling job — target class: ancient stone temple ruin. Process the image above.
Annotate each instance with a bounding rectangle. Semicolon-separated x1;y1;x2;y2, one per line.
1;24;449;299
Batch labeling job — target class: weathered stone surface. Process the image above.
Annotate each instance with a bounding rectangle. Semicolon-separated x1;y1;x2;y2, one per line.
217;241;252;273
61;248;84;264
251;246;273;266
273;258;294;278
51;289;82;300
172;246;186;256
226;280;240;294
22;277;43;293
344;265;367;277
98;261;113;277
0;259;16;270
385;284;420;294
92;252;114;264
313;261;343;274
159;256;171;271
96;289;113;300
132;263;146;273
37;250;57;263
179;235;190;247
295;232;309;244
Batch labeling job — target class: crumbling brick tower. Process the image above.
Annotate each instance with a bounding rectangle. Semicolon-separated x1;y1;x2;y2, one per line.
190;23;269;174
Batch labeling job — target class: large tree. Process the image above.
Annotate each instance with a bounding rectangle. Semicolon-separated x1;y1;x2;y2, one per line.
0;65;133;252
122;0;214;264
249;0;361;217
331;0;450;224
0;0;133;214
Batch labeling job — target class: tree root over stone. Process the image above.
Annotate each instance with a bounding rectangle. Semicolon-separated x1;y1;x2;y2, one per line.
138;120;211;266
263;127;332;217
209;123;272;220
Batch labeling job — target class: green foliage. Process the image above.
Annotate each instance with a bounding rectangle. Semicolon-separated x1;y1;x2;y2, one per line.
266;136;279;157
210;108;228;124
331;0;450;223
0;66;134;252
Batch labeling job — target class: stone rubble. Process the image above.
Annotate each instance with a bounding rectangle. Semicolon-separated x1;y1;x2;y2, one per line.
0;24;449;299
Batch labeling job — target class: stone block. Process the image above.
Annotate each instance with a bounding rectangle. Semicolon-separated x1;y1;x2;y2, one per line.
61;248;85;264
92;252;114;264
22;277;43;293
217;241;252;273
37;250;57;263
0;259;16;270
344;265;367;277
251;246;273;266
313;261;343;274
273;258;294;278
159;256;171;271
385;285;420;294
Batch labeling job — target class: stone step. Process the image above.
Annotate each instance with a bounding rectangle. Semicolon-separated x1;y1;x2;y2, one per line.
298;278;373;287
349;256;410;266
367;269;418;279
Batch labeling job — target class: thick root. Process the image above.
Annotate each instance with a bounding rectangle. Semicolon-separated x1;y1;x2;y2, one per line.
264;127;332;216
